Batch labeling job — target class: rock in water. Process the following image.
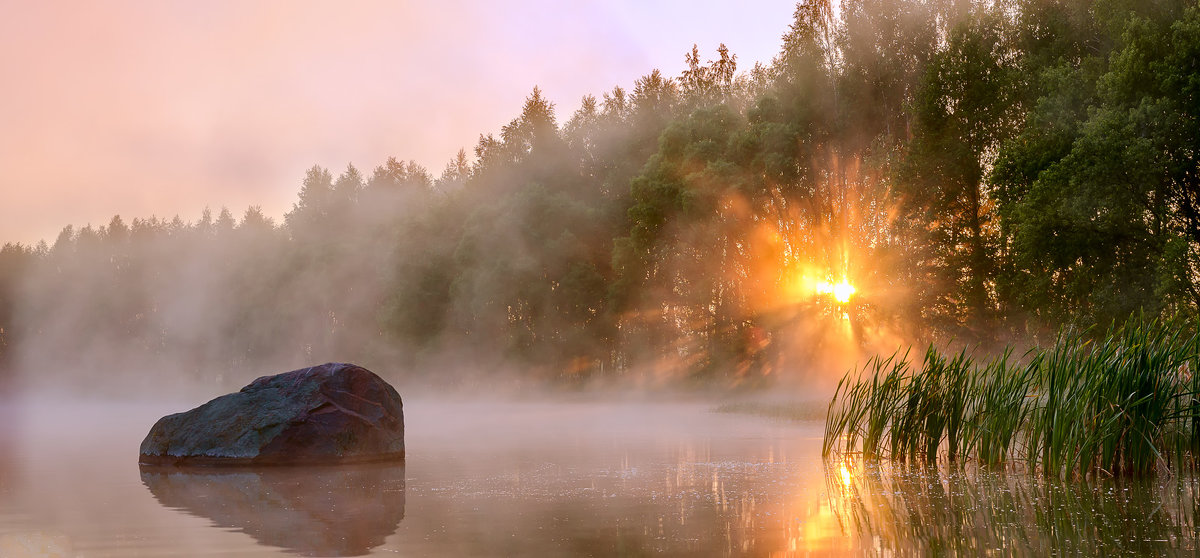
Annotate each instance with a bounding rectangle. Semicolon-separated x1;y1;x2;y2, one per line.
139;363;404;466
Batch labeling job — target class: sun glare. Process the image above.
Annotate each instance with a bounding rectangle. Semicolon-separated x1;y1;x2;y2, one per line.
832;281;855;303
816;279;856;304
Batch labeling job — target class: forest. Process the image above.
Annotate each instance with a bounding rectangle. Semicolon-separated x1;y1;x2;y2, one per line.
1;0;1197;392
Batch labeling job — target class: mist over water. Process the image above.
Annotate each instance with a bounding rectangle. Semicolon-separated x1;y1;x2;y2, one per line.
0;393;1195;557
0;394;831;556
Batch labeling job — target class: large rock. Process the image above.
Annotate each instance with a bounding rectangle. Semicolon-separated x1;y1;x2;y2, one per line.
139;363;404;466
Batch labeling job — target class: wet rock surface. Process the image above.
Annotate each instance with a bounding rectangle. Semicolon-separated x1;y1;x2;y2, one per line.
139;363;404;466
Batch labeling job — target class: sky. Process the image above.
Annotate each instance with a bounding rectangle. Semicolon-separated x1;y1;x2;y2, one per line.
0;1;798;245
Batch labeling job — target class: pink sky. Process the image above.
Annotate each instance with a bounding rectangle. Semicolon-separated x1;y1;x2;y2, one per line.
0;1;796;244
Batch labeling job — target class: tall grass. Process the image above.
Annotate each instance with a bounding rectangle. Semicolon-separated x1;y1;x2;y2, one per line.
824;318;1200;479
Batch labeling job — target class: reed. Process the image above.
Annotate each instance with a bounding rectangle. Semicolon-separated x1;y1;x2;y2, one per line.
823;317;1200;478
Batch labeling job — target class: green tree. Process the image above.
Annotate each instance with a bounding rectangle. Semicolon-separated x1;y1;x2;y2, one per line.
993;2;1200;325
896;7;1020;336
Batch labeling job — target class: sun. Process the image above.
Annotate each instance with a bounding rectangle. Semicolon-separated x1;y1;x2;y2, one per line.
832;280;856;303
817;278;856;304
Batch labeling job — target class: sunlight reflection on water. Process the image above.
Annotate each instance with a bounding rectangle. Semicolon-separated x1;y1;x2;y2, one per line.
0;397;1196;556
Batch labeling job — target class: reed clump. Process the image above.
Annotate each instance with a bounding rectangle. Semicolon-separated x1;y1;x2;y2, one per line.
824;318;1200;479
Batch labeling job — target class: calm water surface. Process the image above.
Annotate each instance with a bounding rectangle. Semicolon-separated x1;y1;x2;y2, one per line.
0;397;1196;556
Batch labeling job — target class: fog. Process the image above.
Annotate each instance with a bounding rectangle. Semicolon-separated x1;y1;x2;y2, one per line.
0;1;980;403
0;394;834;556
3;0;1184;403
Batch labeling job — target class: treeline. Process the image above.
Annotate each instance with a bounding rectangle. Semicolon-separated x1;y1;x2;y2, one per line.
2;0;1198;389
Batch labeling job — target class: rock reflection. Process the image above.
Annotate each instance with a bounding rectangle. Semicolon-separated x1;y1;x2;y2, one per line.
140;463;405;557
827;458;1200;555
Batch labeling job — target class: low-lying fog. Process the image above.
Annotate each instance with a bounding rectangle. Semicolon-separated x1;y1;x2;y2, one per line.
4;386;1198;557
0;391;834;557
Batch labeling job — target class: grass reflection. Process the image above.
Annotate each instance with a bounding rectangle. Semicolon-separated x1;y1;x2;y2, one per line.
825;460;1200;555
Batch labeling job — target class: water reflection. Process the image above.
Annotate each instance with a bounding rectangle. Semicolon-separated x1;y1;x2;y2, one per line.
140;463;405;557
827;458;1200;555
24;398;1200;555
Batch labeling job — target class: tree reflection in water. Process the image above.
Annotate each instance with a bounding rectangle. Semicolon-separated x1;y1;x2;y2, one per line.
140;463;405;557
827;458;1200;555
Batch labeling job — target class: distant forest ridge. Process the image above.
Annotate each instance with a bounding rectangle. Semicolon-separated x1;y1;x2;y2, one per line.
1;0;1198;390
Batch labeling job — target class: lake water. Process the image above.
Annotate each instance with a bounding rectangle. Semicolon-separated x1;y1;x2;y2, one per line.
0;396;1196;556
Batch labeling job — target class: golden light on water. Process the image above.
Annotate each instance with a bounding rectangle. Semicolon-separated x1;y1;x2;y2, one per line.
816;279;857;304
840;463;853;488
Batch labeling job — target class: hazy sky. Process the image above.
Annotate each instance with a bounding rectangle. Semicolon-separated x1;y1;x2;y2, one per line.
0;1;797;244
